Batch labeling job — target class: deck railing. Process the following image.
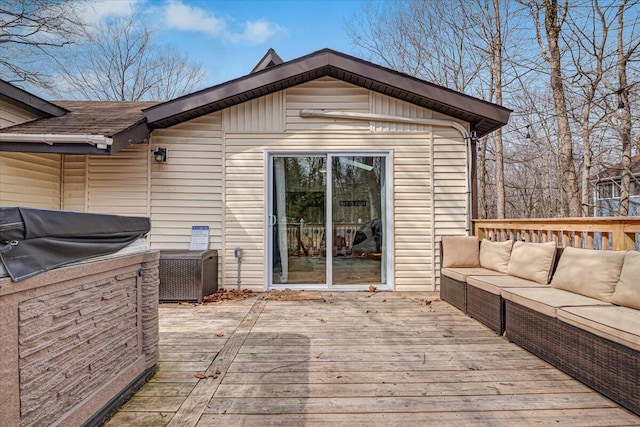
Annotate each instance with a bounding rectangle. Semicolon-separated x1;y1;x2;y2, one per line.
474;217;640;251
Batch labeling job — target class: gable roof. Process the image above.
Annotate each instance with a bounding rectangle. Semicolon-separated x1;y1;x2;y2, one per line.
0;100;157;154
144;48;511;137
0;79;67;118
251;48;284;73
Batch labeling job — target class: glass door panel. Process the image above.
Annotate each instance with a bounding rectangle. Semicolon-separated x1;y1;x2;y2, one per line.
271;156;327;285
331;155;386;285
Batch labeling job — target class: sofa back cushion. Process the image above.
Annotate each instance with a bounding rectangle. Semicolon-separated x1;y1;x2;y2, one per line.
479;239;514;273
441;236;480;268
611;251;640;309
551;247;625;302
507;241;557;284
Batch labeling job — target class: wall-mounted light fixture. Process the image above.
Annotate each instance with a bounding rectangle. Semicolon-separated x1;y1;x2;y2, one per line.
153;147;167;163
525;125;531;140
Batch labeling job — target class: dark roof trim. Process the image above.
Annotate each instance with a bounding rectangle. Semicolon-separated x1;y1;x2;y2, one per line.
144;49;511;137
0;120;150;155
251;48;284;73
0;80;67;118
0;143;110;155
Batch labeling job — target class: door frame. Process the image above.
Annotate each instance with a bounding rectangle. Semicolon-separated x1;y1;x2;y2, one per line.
264;149;394;291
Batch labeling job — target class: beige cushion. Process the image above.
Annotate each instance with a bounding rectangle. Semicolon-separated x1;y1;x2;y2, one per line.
479;240;514;273
501;287;610;318
611;251;640;309
507;241;557;284
467;275;547;296
441;236;479;268
441;267;505;283
558;306;640;352
551;247;625;302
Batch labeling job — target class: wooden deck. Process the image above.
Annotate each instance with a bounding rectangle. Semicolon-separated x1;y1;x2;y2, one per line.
106;292;640;426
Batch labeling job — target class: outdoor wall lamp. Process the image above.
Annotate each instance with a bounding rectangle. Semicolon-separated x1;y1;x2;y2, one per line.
153;147;167;163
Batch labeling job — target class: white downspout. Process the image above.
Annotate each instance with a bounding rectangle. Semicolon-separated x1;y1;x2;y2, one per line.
299;109;474;233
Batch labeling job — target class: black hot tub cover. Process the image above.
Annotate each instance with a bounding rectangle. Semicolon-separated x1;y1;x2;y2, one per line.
0;207;150;282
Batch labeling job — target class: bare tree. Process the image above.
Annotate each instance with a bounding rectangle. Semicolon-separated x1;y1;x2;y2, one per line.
614;0;640;216
523;0;581;216
0;0;84;90
564;0;612;216
347;0;513;220
346;0;483;92
56;14;206;101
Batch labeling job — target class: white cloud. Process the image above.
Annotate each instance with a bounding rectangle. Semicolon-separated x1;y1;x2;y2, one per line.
76;0;144;27
233;20;283;45
162;0;283;44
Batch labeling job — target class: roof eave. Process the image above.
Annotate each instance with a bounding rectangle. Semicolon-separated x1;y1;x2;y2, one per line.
144;49;510;136
0;80;67;117
0;120;150;155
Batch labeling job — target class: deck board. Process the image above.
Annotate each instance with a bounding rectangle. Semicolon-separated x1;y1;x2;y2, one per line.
106;292;640;426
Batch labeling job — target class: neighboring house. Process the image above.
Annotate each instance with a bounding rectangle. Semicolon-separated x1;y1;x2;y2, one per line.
594;154;640;217
0;48;511;291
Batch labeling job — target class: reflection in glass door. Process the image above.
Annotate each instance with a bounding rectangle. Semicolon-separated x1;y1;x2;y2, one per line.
269;152;389;289
271;156;327;285
331;156;386;286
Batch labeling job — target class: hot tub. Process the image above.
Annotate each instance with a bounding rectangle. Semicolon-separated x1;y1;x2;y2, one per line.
0;208;159;426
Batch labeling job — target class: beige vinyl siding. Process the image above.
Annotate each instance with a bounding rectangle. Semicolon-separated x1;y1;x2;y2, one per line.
370;93;432;132
149;76;469;292
0;99;38;128
86;145;149;216
62;155;86;211
0;152;61;208
224;133;434;291
223;93;283;132
432;127;469;288
285;77;370;131
149;114;223;253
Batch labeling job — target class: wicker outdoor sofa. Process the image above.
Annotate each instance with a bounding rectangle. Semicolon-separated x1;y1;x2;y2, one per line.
440;236;640;416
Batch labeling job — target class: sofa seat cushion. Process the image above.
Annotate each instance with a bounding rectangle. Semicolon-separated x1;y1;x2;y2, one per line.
441;236;480;268
611;250;640;310
551;247;625;302
501;287;611;318
479;239;514;273
467;275;547;296
441;267;505;283
507;241;557;284
557;306;640;352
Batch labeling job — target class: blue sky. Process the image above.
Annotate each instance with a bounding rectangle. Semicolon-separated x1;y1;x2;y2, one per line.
84;0;370;87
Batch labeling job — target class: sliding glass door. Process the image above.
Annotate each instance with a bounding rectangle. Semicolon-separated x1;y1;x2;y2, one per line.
269;152;389;289
331;155;386;286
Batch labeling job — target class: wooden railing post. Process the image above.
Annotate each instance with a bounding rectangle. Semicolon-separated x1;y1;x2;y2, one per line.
474;222;485;240
613;223;635;251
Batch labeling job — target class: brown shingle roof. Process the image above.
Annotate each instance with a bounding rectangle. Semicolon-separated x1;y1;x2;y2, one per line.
596;154;640;180
0;101;158;136
0;100;158;154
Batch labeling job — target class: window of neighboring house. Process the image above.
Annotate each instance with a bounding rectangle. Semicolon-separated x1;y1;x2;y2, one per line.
597;182;619;199
631;179;640;197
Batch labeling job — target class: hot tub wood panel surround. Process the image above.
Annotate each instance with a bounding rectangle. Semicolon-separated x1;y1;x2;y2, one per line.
0;250;159;427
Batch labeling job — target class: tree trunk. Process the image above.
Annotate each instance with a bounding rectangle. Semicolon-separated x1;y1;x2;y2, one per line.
617;1;632;216
492;0;505;219
544;0;581;217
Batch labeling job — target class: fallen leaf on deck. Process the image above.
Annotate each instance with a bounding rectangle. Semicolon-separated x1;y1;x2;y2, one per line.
194;372;207;379
216;332;224;337
368;285;377;292
424;300;432;305
202;289;254;304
